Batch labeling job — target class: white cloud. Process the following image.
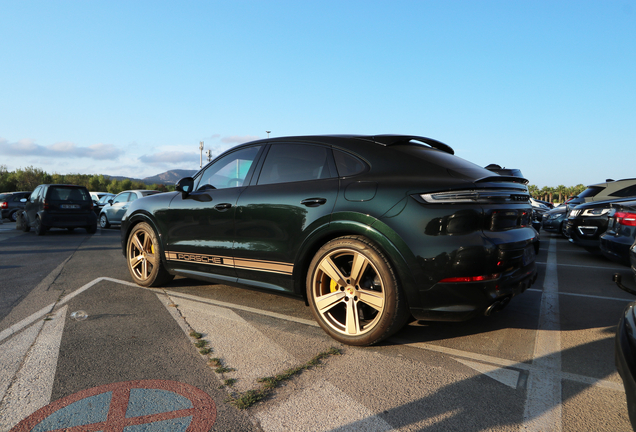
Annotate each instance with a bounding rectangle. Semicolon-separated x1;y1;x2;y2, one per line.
138;151;198;165
221;135;260;144
0;138;123;160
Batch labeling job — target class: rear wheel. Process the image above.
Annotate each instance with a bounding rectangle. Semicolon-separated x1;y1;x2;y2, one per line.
126;222;174;287
9;210;18;222
35;217;46;236
306;236;409;346
86;223;97;234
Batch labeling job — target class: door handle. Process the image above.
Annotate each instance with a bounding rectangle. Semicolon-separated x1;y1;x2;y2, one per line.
301;198;327;207
214;203;232;211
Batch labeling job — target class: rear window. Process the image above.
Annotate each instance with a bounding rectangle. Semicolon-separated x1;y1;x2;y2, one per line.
47;187;90;201
395;144;494;179
141;191;160;197
0;194;8;201
610;184;636;198
578;187;603;199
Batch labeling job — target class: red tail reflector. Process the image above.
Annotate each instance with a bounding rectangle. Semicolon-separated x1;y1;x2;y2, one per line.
439;274;501;283
43;200;49;210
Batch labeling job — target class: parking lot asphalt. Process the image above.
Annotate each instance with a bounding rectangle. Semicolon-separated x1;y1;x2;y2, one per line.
1;222;634;431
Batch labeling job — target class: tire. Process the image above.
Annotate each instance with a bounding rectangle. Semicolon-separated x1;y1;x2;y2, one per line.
86;223;97;234
67;227;75;233
306;236;409;346
99;213;110;229
21;213;30;232
35;217;46;236
126;222;174;287
9;210;18;222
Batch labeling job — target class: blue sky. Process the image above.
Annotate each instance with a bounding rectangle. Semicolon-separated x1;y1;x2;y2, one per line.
1;1;634;188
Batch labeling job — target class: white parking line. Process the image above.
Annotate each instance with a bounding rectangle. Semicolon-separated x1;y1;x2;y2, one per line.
523;236;562;431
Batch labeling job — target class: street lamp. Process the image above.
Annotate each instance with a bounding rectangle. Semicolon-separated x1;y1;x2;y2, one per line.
199;141;204;168
266;131;271;139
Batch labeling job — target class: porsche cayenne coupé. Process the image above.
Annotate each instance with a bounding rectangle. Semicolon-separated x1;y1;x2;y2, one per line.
121;135;538;345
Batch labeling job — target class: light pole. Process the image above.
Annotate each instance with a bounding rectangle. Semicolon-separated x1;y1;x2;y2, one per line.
266;131;271;139
199;141;204;168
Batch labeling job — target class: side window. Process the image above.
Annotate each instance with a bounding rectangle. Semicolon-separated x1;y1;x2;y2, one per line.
113;193;130;204
31;187;42;203
257;144;333;185
128;193;138;202
333;150;366;177
610;184;636;198
195;146;261;190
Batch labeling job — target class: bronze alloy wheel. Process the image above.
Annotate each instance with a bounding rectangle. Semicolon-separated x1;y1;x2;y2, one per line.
126;222;174;287
307;236;408;346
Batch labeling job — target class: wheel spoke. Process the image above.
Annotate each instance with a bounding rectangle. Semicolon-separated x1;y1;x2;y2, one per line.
315;290;346;313
132;233;144;252
129;255;143;270
345;300;361;334
357;288;384;311
349;252;369;284
318;257;347;287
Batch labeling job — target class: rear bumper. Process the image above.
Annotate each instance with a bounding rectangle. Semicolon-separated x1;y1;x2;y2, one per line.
41;212;97;228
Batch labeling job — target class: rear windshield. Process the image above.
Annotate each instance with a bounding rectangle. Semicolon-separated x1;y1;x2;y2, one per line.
47;186;91;201
0;194;8;201
141;191;160;197
578;186;603;199
395;144;495;179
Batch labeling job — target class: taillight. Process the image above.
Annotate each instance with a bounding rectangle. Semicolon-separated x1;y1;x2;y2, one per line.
0;202;7;209
43;200;49;210
616;211;636;226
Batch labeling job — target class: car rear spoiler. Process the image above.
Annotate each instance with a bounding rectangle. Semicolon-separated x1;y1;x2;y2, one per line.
475;175;529;186
357;135;455;155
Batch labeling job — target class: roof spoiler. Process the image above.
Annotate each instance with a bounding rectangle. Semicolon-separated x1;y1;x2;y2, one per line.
359;135;454;155
475;175;529;186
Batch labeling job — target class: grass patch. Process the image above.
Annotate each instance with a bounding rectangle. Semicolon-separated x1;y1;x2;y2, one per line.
194;340;208;348
189;331;203;339
227;347;341;410
199;348;212;355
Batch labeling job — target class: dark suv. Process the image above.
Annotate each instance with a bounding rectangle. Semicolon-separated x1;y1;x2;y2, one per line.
22;184;97;235
0;191;32;221
120;134;538;346
567;178;636;213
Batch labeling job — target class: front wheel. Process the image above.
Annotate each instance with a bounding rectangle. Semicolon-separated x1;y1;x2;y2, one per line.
306;236;409;346
99;214;110;229
126;222;174;287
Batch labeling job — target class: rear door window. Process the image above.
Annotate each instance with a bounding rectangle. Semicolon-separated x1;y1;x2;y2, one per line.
257;144;334;185
610;184;636;198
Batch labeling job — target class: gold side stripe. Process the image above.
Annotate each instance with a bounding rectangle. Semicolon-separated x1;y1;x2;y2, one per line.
165;251;293;275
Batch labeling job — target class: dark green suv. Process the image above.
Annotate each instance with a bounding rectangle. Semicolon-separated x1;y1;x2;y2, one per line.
120;135;538;345
23;184;98;235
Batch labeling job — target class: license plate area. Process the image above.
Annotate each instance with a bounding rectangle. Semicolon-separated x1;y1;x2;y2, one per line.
61;204;80;209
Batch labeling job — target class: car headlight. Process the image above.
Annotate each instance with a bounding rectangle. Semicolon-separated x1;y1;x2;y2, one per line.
581;208;610;217
569;209;581;218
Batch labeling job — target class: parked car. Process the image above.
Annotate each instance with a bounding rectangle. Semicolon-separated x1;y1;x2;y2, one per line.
120;134;538;346
541;206;568;237
92;193;115;215
22;184;97;235
599;199;636;266
99;190;160;228
0;191;31;221
89;191;110;202
564;197;636;249
613;272;636;430
566;178;636;214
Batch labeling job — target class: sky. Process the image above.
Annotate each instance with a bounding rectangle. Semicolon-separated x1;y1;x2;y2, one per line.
1;1;634;188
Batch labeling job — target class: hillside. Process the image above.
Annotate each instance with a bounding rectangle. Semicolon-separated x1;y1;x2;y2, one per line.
107;169;197;185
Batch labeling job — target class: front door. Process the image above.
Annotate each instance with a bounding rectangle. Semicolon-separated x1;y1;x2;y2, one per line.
162;145;263;282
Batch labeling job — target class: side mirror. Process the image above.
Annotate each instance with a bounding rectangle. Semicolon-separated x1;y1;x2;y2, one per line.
108;199;114;205
176;177;195;197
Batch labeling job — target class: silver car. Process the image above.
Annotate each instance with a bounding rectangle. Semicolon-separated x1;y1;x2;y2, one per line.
99;190;160;228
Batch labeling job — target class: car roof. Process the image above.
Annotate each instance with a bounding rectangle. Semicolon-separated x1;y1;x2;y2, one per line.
250;134;456;155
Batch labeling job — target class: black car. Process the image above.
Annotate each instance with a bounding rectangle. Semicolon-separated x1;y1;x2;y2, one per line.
120;134;538;346
565;197;636;249
22;184;97;235
600;200;636;266
92;193;115;215
613;272;636;430
541;205;567;237
0;191;31;221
